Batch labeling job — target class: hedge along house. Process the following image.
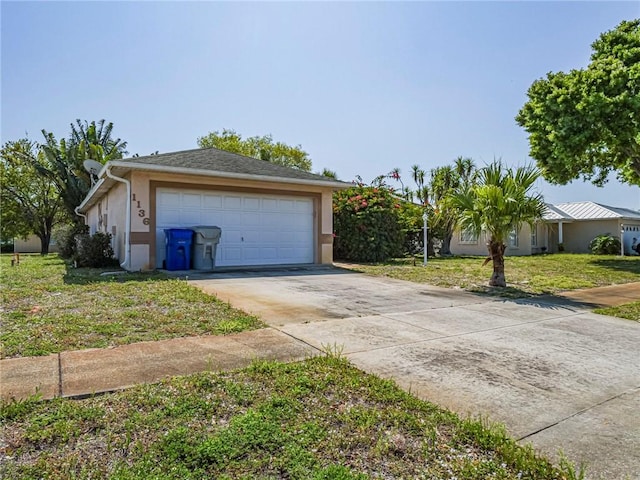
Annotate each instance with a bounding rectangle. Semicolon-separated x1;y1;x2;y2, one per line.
76;147;348;271
450;201;640;256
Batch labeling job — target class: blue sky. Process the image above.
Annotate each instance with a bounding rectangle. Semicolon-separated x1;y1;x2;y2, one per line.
2;1;639;208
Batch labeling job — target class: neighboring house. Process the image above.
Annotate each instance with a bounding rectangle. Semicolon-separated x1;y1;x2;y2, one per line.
13;235;59;253
76;147;348;271
542;201;640;254
450;223;535;257
450;201;640;256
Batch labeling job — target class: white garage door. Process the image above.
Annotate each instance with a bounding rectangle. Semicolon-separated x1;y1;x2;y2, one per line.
156;188;314;268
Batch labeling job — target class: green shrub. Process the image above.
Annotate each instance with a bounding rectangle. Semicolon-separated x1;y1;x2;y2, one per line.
333;185;404;262
74;231;118;267
397;201;425;256
53;223;89;259
589;234;621;255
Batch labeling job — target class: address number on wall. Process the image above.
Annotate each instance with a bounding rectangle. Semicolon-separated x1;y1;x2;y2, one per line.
131;193;149;226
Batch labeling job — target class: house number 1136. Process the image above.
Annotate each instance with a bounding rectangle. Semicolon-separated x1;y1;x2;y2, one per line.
132;194;150;225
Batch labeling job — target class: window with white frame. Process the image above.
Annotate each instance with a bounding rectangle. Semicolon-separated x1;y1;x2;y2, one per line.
508;228;519;248
460;228;478;243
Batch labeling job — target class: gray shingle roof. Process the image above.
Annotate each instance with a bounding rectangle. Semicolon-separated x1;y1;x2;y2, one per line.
118;147;348;184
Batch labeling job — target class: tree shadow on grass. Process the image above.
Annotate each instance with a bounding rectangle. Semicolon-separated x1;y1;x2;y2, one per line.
63;263;171;285
466;285;600;312
589;258;640;276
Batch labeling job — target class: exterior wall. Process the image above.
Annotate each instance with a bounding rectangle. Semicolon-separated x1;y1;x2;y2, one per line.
450;219;630;256
449;230;488;256
530;222;550;254
450;223;534;257
102;170;338;270
319;191;334;263
130;244;150;271
561;219;620;253
84;181;128;264
13;235;59;253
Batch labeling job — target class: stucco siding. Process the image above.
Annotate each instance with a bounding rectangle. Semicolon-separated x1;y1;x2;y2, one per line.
530;222;549;254
561;219;620;253
130;244;151;271
108;182;128;262
450;223;533;256
97;171;337;270
84;181;128;263
450;233;487;256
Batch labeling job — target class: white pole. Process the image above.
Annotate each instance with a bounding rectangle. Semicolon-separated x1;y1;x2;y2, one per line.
423;211;428;266
621;223;624;256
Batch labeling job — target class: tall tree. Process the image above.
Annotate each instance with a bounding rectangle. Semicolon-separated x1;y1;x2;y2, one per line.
429;165;460;256
1;139;63;254
319;168;338;179
70;119;128;162
516;19;640;186
453;156;478;189
197;129;312;171
36;120;127;222
410;164;428;204
403;157;477;256
450;161;545;287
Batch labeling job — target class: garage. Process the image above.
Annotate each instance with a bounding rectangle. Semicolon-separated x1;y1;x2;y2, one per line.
76;146;345;271
156;187;315;268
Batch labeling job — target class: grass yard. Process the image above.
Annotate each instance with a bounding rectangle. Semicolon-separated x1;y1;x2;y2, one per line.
595;302;640;321
0;255;264;359
344;254;640;299
0;356;582;480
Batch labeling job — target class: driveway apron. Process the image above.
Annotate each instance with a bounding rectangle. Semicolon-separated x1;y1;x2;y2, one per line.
190;268;640;480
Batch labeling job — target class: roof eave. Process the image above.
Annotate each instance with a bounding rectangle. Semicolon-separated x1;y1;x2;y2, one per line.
77;161;350;213
107;161;350;189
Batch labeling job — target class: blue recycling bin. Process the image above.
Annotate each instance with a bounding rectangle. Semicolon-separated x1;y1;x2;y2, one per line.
164;228;194;271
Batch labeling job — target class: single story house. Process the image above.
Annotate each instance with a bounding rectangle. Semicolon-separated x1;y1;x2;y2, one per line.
76;147;348;271
450;201;640;256
542;201;640;254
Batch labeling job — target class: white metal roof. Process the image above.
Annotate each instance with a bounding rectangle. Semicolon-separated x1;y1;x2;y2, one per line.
543;201;640;222
542;204;573;221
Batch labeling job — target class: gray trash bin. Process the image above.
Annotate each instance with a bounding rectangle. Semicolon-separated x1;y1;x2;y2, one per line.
192;226;222;270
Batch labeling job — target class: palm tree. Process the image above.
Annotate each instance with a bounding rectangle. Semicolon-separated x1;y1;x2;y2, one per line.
450;161;545;287
37;133;91;222
429;165;467;256
35;120;128;223
70;119;128;162
411;164;429;205
453;156;477;189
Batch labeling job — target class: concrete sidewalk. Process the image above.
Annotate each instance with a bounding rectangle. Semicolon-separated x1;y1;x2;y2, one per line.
554;281;640;308
0;328;315;401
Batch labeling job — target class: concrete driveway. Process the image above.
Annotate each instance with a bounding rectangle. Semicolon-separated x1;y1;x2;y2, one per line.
191;267;640;480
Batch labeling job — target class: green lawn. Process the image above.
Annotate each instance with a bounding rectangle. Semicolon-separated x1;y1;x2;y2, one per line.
0;254;264;359
0;356;582;480
343;254;640;298
595;302;640;321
